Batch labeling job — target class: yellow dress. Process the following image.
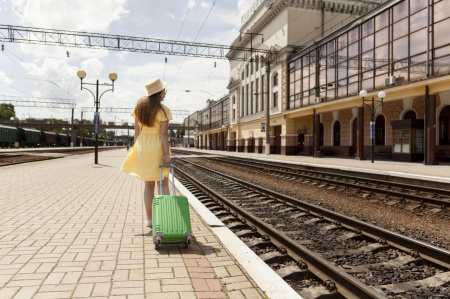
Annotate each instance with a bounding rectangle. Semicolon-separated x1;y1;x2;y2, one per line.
121;104;173;181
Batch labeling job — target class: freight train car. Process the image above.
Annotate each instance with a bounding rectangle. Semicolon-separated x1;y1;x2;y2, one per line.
0;125;17;147
18;128;41;147
56;133;70;147
40;131;57;146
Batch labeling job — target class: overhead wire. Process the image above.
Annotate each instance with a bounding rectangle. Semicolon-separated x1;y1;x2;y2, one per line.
3;0;79;95
2;48;73;99
167;0;219;91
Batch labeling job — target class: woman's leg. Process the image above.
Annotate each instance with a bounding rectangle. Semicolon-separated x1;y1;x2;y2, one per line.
156;177;170;196
144;181;155;220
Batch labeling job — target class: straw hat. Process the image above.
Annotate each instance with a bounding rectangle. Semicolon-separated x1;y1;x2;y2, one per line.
145;78;167;96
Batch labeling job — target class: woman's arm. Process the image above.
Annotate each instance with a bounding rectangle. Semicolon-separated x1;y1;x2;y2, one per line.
161;120;170;164
134;119;141;144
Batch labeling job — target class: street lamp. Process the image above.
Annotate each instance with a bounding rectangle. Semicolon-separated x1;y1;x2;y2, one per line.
10;116;18;147
77;70;118;164
359;89;386;163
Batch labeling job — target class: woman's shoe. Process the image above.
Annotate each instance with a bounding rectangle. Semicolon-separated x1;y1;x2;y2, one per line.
145;219;152;227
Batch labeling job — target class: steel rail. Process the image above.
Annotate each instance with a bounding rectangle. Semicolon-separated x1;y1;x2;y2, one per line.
216;156;450;207
174;161;388;299
177;158;450;270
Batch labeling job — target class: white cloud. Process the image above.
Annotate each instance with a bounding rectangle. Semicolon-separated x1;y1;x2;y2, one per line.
167;13;175;19
237;0;253;15
188;0;196;9
81;58;104;78
0;71;13;86
23;0;129;32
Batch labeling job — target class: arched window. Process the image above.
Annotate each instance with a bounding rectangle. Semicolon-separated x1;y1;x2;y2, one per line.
320;123;324;146
439;106;450;145
375;115;385;145
404;110;417;120
333;121;340;146
273;73;278;86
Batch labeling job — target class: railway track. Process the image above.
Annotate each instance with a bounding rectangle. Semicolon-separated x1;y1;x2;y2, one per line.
173;157;450;299
186;153;450;211
0;147;120;166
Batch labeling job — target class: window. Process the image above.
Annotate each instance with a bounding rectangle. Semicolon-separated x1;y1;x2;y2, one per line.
241;71;244;80
255;78;259;112
233;108;236;120
333;121;341;146
256;58;259;71
232;96;235;105
251;61;254;75
240;87;244;117
273;92;278;107
439;106;450;145
375;115;385;145
404;110;417;120
246;84;249;115
273;73;278;86
250;81;253;114
246;64;249;77
261;74;265;111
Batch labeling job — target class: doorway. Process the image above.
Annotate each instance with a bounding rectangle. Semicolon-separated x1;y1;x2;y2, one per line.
274;125;281;154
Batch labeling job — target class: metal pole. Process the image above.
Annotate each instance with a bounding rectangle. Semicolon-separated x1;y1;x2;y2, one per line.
426;0;430;77
424;86;429;165
188;116;190;148
80;111;83;146
312;109;316;157
95;80;99;164
265;60;271;155
371;97;375;163
71;108;75;147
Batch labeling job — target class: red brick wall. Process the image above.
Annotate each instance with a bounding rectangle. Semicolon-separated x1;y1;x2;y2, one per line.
338;109;353;146
321;113;333;146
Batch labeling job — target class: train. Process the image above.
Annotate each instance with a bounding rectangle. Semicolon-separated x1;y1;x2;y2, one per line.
0;124;113;148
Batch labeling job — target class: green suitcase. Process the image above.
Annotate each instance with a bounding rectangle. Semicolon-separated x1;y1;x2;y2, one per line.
152;164;192;249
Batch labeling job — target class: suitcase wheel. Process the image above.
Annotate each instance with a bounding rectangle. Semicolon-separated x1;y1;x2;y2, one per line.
155;237;162;249
184;236;191;248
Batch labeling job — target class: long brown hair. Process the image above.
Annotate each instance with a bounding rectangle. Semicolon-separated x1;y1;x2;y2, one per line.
134;90;167;127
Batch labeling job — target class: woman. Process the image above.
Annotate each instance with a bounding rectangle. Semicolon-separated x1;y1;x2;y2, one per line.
121;78;172;228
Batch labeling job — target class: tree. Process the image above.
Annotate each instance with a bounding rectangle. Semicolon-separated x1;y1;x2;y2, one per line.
0;103;16;120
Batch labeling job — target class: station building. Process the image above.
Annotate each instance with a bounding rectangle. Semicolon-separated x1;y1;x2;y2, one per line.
194;0;450;164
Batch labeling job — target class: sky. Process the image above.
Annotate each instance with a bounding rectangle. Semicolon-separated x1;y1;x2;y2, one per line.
0;0;254;127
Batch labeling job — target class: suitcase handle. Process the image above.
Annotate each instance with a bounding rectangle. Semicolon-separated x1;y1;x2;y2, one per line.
159;164;175;195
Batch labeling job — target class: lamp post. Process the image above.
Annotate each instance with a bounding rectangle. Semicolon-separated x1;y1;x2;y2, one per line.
10;116;19;147
77;70;118;164
359;90;386;163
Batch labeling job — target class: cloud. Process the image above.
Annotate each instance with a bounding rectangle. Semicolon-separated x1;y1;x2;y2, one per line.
238;0;254;16
22;0;129;32
0;71;13;86
167;13;175;19
81;58;104;78
189;0;196;9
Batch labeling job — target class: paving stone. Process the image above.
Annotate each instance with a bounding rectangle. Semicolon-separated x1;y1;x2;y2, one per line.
0;150;264;299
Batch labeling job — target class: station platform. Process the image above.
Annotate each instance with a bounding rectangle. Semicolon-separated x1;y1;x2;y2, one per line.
175;147;450;183
0;148;300;299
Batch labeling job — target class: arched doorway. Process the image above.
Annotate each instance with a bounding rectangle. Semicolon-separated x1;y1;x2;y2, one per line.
333;121;340;146
404;110;417;120
439;106;450;145
297;126;306;154
375;115;385;145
